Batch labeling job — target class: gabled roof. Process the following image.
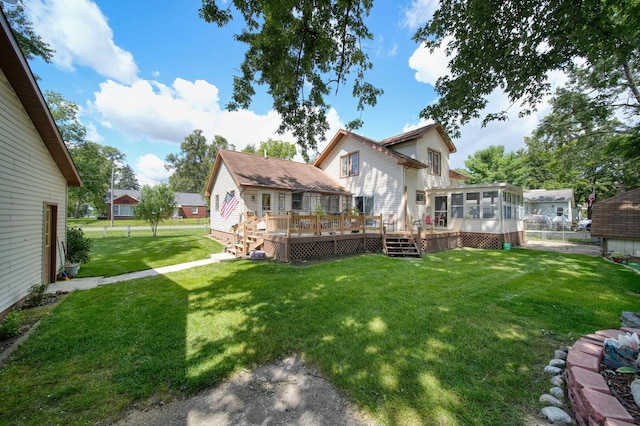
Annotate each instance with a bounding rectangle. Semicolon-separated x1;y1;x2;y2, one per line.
313;129;430;169
205;150;350;196
107;189;207;206
0;11;81;187
524;189;575;203
591;188;640;240
380;123;457;153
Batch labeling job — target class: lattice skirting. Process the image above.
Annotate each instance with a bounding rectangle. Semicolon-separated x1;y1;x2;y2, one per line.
212;230;523;262
262;234;383;262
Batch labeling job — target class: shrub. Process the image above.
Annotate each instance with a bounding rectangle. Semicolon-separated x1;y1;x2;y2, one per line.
0;310;22;339
22;284;47;309
66;227;94;264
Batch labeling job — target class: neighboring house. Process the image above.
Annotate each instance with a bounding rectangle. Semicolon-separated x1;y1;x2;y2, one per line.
0;12;82;316
524;189;576;229
105;189;208;220
206;124;524;257
590;188;640;258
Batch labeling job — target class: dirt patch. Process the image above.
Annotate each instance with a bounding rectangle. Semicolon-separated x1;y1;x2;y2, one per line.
115;354;377;426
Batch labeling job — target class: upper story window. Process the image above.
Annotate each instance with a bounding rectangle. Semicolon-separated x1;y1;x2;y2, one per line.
427;149;441;175
341;151;359;177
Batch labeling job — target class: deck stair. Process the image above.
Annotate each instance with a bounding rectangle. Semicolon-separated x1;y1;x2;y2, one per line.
229;213;264;257
383;233;421;258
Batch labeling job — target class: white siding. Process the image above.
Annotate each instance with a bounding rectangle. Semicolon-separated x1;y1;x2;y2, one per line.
0;70;68;314
319;136;405;225
209;162;243;232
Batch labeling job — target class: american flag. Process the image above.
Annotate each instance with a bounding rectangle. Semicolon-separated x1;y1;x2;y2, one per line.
588;192;596;207
220;192;239;220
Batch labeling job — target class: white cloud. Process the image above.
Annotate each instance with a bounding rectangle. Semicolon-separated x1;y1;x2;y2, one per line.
84;122;103;143
26;0;139;84
91;77;344;158
135;154;171;186
402;0;439;31
408;39;452;86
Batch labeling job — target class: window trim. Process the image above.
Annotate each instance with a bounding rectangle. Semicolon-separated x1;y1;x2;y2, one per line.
427;149;441;176
340;151;360;177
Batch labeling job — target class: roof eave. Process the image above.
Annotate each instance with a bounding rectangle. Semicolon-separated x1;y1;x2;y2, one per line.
0;11;82;187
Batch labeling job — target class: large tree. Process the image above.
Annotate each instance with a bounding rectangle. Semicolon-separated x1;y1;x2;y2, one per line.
2;0;54;63
135;184;177;237
115;164;140;190
199;0;382;160
458;145;528;187
241;138;297;160
166;131;232;194
414;0;640;137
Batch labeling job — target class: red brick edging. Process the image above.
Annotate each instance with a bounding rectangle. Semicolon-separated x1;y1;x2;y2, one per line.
566;328;639;425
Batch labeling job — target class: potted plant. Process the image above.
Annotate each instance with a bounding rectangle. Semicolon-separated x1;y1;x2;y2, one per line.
610;252;626;263
65;227;94;277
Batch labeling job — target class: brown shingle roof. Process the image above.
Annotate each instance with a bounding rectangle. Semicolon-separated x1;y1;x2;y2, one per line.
590;188;640;240
380;123;457;153
0;11;81;187
205;150;350;196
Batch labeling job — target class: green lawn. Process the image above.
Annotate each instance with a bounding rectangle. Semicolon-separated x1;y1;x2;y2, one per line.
77;228;224;277
1;249;638;425
67;217;209;228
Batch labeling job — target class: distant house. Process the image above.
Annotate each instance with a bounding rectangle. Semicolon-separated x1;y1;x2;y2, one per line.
106;189;207;220
590;188;640;259
0;12;82;315
524;189;576;229
206;125;524;260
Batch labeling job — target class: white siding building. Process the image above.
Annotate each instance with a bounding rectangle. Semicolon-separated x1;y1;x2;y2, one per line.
0;13;82;315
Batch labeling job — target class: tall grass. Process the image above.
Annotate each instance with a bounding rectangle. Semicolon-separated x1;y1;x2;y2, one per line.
1;249;638;425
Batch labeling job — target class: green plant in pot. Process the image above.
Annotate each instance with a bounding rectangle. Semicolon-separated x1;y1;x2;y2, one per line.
610;252;625;263
65;227;94;277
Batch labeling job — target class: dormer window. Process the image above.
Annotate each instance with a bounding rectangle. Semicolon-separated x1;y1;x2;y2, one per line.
428;149;441;175
341;151;359;177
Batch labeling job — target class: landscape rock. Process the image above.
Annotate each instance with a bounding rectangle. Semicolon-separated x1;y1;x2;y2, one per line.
551;375;564;388
541;406;572;424
539;393;563;406
631;378;640;408
549;386;564;400
544;365;562;375
554;350;568;360
549;358;566;368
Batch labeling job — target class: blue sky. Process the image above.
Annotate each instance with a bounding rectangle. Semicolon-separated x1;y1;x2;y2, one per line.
21;0;566;185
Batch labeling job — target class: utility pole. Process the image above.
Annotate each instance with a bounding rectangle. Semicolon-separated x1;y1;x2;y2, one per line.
110;162;115;227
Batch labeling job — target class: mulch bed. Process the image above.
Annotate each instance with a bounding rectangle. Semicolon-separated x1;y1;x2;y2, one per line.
600;364;640;423
0;292;67;356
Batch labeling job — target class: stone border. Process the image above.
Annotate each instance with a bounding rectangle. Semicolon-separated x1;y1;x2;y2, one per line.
566;328;639;425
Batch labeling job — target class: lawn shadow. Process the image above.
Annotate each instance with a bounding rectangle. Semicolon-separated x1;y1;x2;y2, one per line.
179;250;640;424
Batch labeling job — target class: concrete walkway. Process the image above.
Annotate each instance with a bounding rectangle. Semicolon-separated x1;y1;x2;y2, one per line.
46;252;236;293
520;240;603;257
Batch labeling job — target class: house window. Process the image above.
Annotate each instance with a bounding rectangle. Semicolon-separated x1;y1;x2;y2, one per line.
215;194;219;211
191;206;199;214
292;193;303;210
416;190;425;204
340;151;359;177
465;192;480;218
451;193;464;218
482;191;499;219
427;149;441;175
114;204;134;216
321;195;340;213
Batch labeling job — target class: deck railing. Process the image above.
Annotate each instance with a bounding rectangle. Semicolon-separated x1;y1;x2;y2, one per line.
264;212;383;236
